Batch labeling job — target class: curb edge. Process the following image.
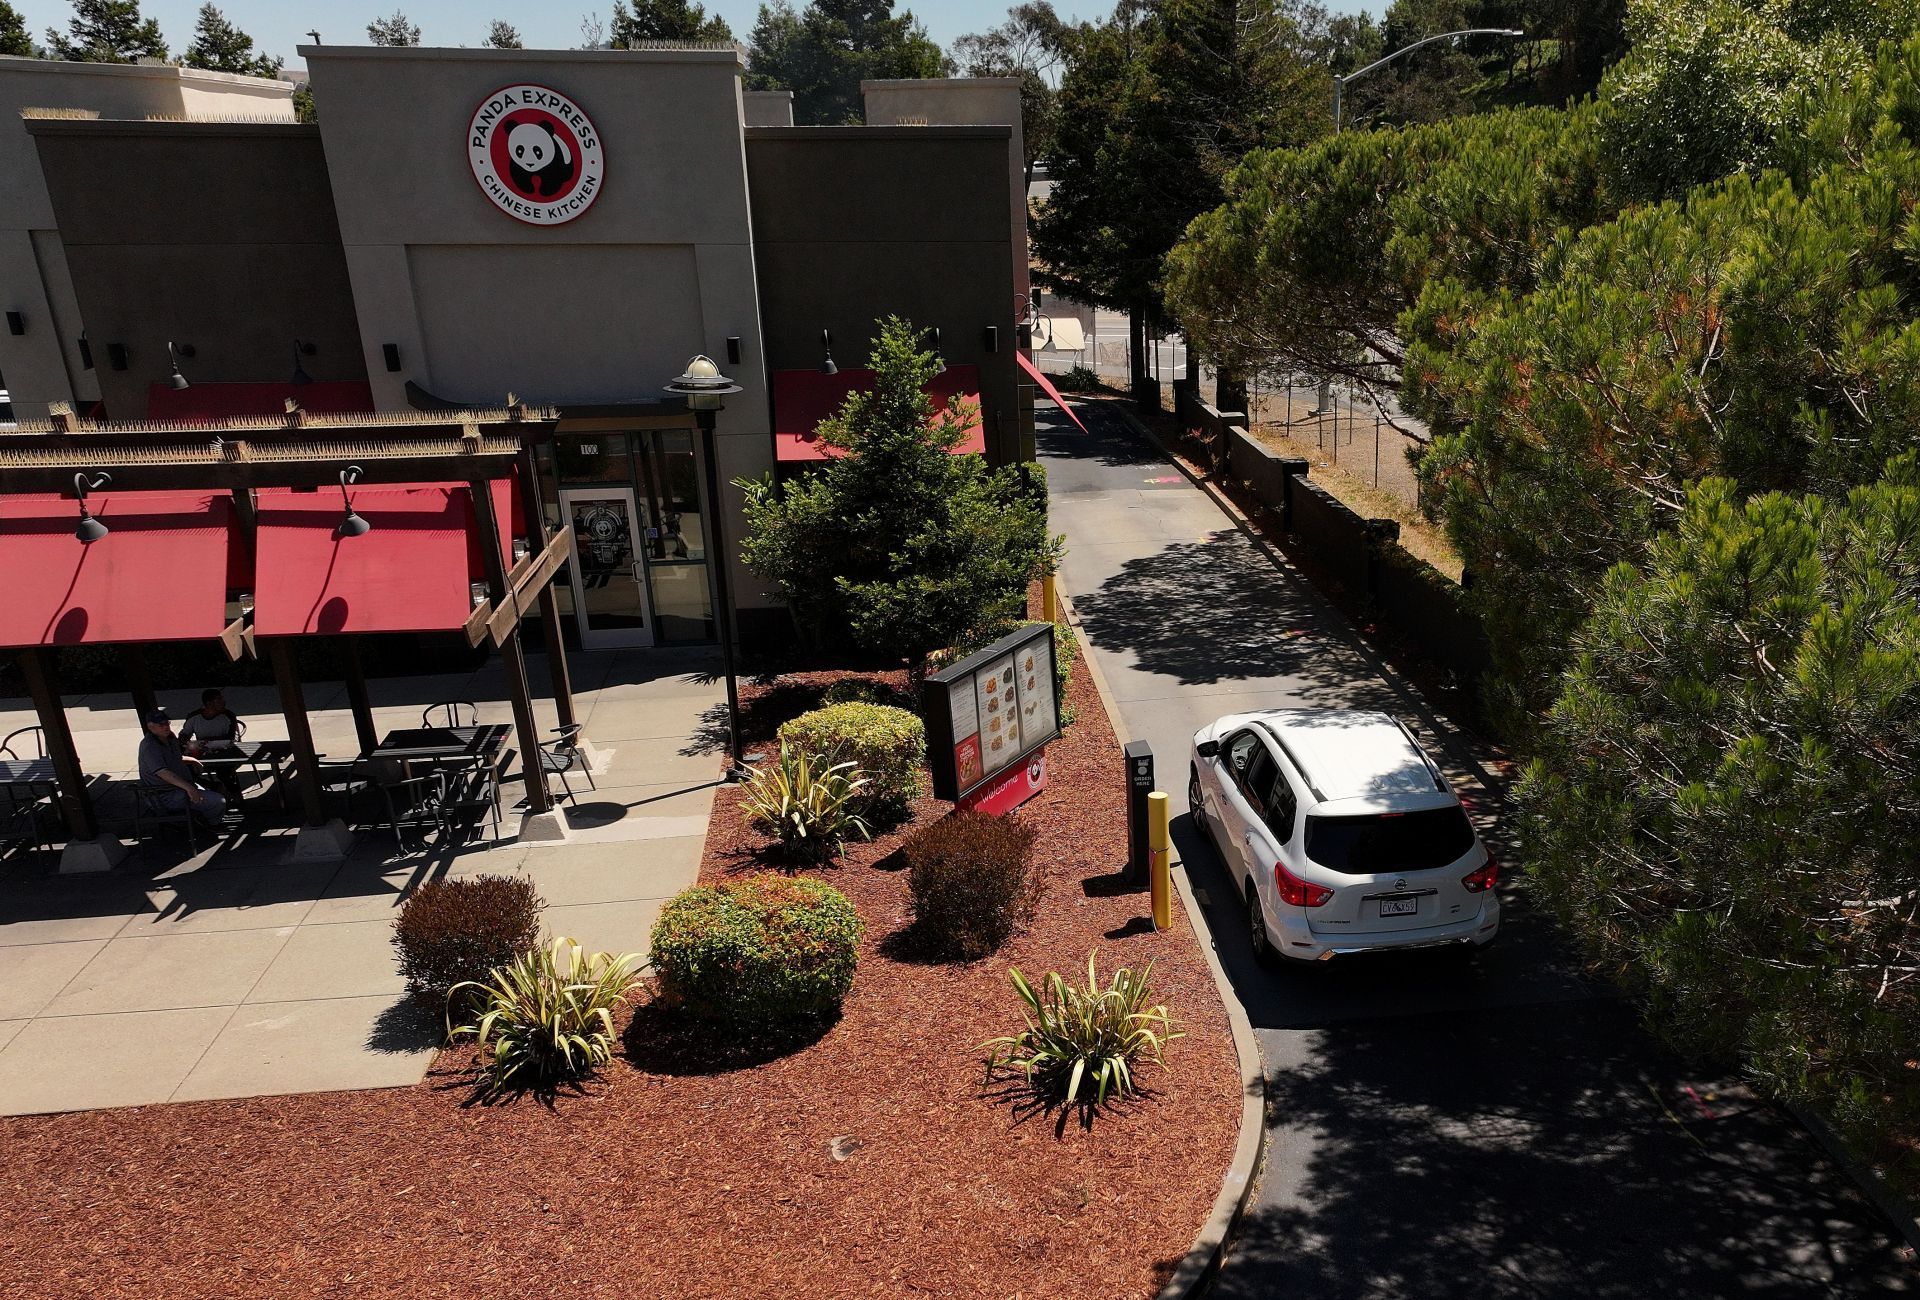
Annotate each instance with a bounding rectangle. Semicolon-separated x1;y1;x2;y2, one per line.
1054;582;1267;1300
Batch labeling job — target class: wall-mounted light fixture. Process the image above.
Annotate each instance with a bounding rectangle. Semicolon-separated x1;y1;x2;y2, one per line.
166;341;190;391
73;471;111;543
929;327;947;376
337;465;371;537
382;343;401;373
819;329;837;376
5;311;23;336
77;333;93;370
106;342;128;371
726;335;742;366
983;325;998;354
290;338;316;386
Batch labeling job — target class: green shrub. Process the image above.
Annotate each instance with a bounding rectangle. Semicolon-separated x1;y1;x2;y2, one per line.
984;953;1180;1108
741;742;872;863
1056;364;1102;393
904;812;1042;960
777;702;926;817
392;875;543;1012
822;677;891;707
650;875;864;1029
448;938;642;1096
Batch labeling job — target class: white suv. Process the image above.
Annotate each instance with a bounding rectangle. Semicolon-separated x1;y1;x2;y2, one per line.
1189;708;1498;964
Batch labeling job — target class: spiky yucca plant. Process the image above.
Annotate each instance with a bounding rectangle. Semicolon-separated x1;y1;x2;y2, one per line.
740;742;872;863
448;938;642;1096
984;952;1180;1107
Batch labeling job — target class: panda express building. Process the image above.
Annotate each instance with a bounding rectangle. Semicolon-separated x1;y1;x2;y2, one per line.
0;45;1044;652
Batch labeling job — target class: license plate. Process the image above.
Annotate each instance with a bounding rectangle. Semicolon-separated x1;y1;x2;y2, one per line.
1378;898;1418;917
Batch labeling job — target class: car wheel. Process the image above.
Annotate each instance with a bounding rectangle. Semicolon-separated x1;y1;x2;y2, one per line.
1245;881;1277;967
1188;765;1208;841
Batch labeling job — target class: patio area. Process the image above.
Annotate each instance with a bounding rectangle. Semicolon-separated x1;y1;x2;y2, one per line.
0;646;724;1116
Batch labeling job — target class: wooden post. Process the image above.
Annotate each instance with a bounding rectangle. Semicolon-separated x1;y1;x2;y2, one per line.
266;639;326;827
19;648;97;840
517;449;577;733
341;639;378;757
120;645;158;728
472;479;552;815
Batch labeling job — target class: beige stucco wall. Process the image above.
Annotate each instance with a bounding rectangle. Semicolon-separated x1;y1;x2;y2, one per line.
302;45;777;616
743;90;793;127
0;56;294;418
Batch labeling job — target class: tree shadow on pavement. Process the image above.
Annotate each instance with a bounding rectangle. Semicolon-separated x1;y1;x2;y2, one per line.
1071;532;1399;703
1214;999;1911;1299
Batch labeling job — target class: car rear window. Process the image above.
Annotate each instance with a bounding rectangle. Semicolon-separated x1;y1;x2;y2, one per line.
1304;806;1477;873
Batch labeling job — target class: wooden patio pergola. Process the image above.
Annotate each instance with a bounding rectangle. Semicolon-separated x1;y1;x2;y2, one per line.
0;401;585;870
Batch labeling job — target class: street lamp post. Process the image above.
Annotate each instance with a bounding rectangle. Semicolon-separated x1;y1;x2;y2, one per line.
1333;27;1525;131
665;355;746;777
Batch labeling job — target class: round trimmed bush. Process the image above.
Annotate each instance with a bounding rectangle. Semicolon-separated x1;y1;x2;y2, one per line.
392;875;544;1012
650;875;863;1028
777;702;926;818
904;812;1042;960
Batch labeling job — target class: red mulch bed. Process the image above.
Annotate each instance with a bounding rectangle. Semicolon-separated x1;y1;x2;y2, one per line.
0;627;1240;1299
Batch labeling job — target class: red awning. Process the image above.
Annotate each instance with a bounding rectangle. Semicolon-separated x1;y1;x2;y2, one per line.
772;364;986;462
146;381;375;421
251;481;515;637
1017;352;1088;435
0;490;235;648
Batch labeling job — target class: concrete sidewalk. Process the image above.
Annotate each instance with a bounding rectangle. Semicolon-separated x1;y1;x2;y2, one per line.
0;648;723;1115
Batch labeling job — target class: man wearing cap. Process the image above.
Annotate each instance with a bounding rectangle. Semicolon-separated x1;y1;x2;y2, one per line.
139;707;227;829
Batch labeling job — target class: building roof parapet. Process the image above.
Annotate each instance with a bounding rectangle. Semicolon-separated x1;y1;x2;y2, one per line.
0;53;293;90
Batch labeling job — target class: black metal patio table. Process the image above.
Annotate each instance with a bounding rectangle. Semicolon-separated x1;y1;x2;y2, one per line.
193;740;296;810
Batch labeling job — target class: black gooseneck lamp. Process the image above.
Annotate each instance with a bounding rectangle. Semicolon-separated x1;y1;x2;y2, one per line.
74;471;111;543
929;327;947;376
337;465;371;537
167;341;190;391
291;338;315;386
819;328;837;376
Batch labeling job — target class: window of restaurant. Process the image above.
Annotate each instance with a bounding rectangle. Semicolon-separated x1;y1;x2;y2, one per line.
536;430;716;649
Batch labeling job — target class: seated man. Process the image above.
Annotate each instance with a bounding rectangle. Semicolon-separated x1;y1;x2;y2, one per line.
178;688;241;755
139;708;227;830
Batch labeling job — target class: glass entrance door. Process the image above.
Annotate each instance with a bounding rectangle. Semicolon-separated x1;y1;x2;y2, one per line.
560;486;654;649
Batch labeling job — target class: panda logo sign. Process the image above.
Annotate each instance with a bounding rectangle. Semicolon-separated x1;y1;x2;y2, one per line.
467;84;604;225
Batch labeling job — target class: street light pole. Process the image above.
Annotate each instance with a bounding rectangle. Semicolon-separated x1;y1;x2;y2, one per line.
1332;27;1525;132
666;355;746;778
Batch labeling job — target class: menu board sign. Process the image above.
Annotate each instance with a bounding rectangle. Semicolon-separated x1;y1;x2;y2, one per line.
922;623;1062;804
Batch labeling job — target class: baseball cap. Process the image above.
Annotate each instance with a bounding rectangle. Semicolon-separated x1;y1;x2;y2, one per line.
145;707;172;725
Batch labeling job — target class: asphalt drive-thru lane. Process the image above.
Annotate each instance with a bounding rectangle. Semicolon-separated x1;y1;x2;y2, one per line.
1037;402;1911;1297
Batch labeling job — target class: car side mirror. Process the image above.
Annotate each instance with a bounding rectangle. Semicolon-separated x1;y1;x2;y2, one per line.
1196;739;1219;759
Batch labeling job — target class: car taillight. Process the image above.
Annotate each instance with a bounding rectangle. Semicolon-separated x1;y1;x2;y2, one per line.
1275;858;1333;908
1463;855;1499;893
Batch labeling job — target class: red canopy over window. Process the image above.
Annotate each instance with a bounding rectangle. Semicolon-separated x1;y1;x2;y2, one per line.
1016;352;1089;435
772;364;985;462
0;490;235;649
145;381;375;421
250;481;515;637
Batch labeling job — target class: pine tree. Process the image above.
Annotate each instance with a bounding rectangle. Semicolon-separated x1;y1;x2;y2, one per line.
483;19;521;48
737;318;1060;680
609;0;732;45
45;0;166;62
0;1;38;56
182;4;281;77
365;10;420;46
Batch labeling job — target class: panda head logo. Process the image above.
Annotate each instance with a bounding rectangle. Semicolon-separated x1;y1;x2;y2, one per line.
501;115;576;199
469;86;605;225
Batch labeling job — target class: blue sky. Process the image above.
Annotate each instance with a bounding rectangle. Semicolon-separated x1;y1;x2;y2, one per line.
13;1;1379;71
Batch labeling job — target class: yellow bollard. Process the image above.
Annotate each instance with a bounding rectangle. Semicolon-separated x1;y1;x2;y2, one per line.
1148;791;1172;930
1041;572;1059;624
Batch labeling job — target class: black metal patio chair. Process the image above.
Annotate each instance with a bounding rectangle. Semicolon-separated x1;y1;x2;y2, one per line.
536;724;596;806
421;700;479;729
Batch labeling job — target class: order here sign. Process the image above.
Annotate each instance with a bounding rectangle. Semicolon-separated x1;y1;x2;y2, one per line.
922;622;1063;811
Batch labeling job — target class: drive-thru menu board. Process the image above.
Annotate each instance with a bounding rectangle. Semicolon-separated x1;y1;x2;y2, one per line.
923;622;1061;803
